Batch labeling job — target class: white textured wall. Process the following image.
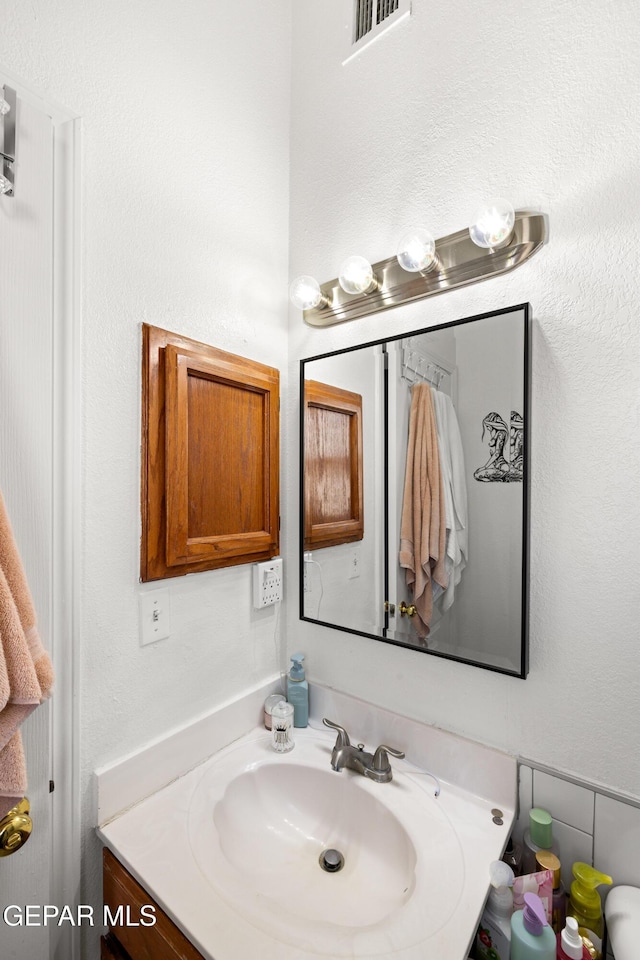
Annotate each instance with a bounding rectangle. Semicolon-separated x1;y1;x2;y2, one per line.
0;1;291;953
287;0;640;797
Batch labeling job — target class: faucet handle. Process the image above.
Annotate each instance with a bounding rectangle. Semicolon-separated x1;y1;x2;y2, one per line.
373;744;405;772
322;718;350;748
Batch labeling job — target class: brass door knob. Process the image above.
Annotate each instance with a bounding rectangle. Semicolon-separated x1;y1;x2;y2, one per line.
399;600;417;618
0;798;32;857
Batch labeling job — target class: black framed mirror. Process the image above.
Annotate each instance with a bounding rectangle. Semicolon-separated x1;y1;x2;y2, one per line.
299;303;531;677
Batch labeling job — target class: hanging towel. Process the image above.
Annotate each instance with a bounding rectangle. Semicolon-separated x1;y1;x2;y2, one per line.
431;390;469;614
399;384;448;637
0;490;54;817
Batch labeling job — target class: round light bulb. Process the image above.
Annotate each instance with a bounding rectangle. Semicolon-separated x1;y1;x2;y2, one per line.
289;275;324;311
397;229;437;272
338;256;376;295
469;199;515;249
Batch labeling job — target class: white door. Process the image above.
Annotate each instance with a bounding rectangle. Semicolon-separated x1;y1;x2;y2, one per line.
387;339;457;648
0;77;73;960
386;341;413;644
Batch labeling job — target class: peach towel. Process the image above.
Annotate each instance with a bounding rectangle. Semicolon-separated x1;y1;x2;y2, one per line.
0;490;54;817
399;384;448;637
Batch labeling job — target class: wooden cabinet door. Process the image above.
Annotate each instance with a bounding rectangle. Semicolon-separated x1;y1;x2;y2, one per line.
141;325;279;580
164;344;279;566
102;848;204;960
101;933;133;959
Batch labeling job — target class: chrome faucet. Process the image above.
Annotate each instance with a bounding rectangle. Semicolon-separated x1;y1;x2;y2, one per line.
322;718;405;783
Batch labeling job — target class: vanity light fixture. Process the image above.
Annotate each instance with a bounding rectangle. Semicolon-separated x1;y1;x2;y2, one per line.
468;198;515;250
396;228;439;273
289;275;329;311
338;255;379;295
292;206;547;327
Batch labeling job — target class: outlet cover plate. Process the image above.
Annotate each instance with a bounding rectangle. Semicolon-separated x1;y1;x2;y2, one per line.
253;558;283;608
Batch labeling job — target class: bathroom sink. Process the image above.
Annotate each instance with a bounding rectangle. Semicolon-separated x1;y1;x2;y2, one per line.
209;763;416;925
98;696;516;960
187;732;465;955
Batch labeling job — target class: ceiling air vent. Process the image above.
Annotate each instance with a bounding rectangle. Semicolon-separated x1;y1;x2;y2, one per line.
346;0;411;62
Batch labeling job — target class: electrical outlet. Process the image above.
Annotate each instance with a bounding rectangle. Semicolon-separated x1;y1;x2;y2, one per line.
139;588;171;645
253;558;283;608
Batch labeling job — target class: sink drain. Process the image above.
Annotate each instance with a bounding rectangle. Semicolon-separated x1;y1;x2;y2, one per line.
319;848;345;873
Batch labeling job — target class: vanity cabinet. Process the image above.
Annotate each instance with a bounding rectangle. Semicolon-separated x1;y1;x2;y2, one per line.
141;324;280;581
102;848;205;960
101;933;132;960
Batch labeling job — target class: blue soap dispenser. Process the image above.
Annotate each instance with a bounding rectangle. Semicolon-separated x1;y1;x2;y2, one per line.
287;653;308;728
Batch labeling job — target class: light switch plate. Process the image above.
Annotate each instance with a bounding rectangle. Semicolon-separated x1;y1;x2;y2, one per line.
139;588;171;645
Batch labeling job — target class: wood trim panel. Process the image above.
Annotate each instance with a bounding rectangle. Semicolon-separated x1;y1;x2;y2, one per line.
304;379;364;550
103;848;204;960
141;324;280;581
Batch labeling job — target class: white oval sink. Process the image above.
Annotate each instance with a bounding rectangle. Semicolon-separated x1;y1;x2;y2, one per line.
188;731;465;956
213;762;416;926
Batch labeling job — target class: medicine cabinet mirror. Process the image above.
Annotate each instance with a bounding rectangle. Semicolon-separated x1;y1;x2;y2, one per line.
300;303;530;677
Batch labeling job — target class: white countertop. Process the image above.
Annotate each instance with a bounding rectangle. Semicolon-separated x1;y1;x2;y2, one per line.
98;716;516;960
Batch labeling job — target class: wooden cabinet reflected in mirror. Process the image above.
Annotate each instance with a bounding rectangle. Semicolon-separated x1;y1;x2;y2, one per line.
300;304;530;678
303;380;363;551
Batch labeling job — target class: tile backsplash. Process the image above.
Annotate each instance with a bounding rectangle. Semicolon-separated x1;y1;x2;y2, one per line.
515;760;640;960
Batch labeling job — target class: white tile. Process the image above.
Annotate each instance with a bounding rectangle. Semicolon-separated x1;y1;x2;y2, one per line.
552;819;593;892
594;794;640;887
533;769;595;834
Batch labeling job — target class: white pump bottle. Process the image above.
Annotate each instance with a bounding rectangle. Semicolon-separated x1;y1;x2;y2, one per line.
475;860;516;960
